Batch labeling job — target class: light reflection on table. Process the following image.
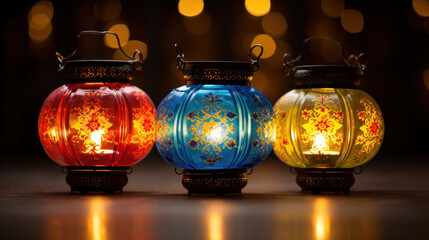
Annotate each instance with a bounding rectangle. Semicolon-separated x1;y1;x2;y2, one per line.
1;156;429;240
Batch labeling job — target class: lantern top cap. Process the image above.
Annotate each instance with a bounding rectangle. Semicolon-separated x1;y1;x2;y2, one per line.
55;31;144;83
174;44;263;86
283;37;367;89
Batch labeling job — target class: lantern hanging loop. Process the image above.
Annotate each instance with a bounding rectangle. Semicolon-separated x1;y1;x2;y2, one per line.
174;43;186;71
249;44;263;72
246;168;254;176
282;37;367;76
55;30;144;72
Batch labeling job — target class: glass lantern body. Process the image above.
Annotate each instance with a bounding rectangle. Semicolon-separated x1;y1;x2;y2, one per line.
156;84;275;170
274;87;384;169
38;82;156;167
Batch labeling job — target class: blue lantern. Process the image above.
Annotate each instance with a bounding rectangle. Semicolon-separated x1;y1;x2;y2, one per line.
155;44;275;194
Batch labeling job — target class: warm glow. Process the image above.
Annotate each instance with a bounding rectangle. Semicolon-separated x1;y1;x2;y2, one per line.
113;40;148;60
341;9;364;33
251;34;276;59
311;134;329;155
206;202;224;240
245;0;271;17
88;198;106;240
28;1;54;22
178;0;204;17
413;0;429;17
423;69;429;90
104;24;129;48
28;1;53;44
94;0;122;21
29;22;52;43
321;0;344;18
314;198;330;240
262;12;287;37
208;126;223;142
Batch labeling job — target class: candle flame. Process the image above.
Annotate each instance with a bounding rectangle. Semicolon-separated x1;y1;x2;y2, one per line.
311;133;329;155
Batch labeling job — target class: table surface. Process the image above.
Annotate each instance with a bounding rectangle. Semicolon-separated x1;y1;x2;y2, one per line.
1;154;429;240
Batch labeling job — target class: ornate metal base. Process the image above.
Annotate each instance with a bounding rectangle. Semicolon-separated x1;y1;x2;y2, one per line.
182;169;248;195
65;166;130;194
295;168;354;194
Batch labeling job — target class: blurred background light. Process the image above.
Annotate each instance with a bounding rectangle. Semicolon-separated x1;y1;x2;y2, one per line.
183;12;212;35
113;40;148;60
320;40;343;63
340;9;364;33
104;24;130;48
251;34;276;59
262;12;287;37
178;0;204;17
28;1;53;44
413;0;429;17
94;0;122;21
321;0;344;18
245;0;271;17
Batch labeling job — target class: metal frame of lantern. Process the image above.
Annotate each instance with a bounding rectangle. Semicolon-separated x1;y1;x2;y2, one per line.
155;44;275;195
274;37;384;194
38;31;156;194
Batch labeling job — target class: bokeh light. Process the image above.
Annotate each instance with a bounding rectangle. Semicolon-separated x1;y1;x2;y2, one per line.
423;69;429;90
28;1;53;22
341;9;364;33
251;34;276;59
413;0;429;17
184;12;212;35
104;24;130;48
245;0;271;17
28;1;53;44
321;0;344;18
29;23;52;43
262;12;287;37
94;0;122;21
113;40;148;61
178;0;204;17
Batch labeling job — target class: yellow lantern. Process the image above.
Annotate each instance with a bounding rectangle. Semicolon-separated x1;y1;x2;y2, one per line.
274;38;384;193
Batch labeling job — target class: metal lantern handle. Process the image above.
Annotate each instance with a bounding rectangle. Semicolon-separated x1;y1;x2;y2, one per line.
282;37;367;76
249;44;263;72
174;43;186;71
56;30;144;72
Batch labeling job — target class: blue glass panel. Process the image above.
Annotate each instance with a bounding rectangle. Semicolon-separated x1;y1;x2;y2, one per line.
156;84;275;170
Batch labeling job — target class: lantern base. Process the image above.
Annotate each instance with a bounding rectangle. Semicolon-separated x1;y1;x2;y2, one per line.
65;166;130;194
182;169;248;195
295;168;354;194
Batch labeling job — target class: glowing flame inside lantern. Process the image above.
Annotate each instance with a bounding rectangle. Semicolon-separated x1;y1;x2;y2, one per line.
311;133;329;155
90;129;104;154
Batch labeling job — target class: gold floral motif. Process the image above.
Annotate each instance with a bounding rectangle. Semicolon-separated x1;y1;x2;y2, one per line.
188;93;237;165
130;94;155;157
39;99;58;158
301;95;343;155
70;91;114;161
354;97;384;161
155;103;175;161
252;105;275;160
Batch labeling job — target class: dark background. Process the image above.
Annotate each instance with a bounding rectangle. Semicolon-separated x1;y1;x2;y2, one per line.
2;0;429;164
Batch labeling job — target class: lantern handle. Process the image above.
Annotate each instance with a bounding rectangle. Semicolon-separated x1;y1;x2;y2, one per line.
174;43;186;71
283;37;367;75
249;44;263;72
56;30;144;72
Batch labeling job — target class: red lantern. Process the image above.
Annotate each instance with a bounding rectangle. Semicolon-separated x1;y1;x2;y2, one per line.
38;31;156;193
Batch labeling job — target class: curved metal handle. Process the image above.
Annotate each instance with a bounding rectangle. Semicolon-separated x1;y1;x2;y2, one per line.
249;44;263;72
283;37;367;76
174;43;186;71
56;30;144;71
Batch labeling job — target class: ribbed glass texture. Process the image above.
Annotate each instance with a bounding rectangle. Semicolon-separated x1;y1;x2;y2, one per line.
38;83;156;166
274;88;384;168
156;84;275;170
